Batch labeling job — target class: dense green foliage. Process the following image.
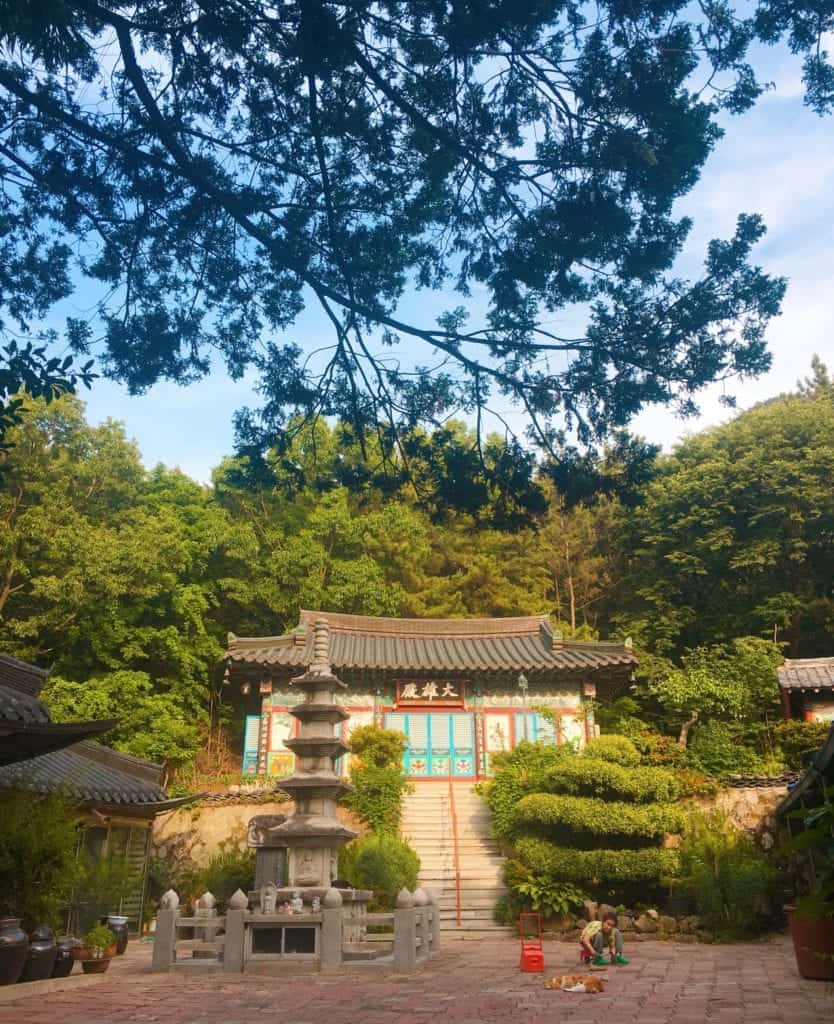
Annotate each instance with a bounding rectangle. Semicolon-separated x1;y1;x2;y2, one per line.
1;369;832;782
6;1;823;477
676;810;775;938
515;837;679;884
617;376;834;657
482;741;574;840
338;834;420;909
191;848;256;909
487;736;686;910
774;720;831;771
545;758;682;804
341;725;411;834
498;867;589;921
582;735;642;767
0;792;83;929
784;784;834;921
513;793;685;841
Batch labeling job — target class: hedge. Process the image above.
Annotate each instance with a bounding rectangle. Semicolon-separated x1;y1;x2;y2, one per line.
546;757;681;803
582;735;641;767
515;836;679;883
486;741;574;839
513;793;685;840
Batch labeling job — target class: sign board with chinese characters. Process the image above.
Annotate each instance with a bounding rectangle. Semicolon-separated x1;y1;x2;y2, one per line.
395;680;465;706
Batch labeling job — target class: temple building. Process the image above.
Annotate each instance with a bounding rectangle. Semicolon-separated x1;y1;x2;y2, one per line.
224;611;637;780
0;651;195;933
777;656;834;722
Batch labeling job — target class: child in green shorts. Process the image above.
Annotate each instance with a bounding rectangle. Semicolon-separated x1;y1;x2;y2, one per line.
580;910;629;965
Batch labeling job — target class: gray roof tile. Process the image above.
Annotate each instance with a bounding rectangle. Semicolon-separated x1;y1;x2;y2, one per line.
226;610;636;674
777;657;834;690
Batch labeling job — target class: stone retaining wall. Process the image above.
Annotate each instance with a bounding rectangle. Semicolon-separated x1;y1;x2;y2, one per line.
701;782;790;850
152;795;364;867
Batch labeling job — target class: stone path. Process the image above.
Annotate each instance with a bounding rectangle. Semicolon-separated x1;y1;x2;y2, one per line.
2;935;832;1024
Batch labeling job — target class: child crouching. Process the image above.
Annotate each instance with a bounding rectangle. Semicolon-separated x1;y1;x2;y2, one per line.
580;911;629;965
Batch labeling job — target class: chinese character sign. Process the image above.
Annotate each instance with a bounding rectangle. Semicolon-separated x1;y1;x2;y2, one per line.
396;680;465;705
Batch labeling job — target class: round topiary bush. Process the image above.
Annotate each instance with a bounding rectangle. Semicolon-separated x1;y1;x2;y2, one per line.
338;833;420;908
513;792;685;840
583;734;641;766
515;836;679;883
545;757;681;803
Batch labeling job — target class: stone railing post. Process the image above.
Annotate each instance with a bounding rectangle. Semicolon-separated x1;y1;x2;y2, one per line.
426;888;441;956
320;888;343;973
223;889;249;973
393;888;417;972
151;889;180;972
414;888;430;963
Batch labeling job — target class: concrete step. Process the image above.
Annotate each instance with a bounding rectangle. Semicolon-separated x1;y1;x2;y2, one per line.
437;894;501;909
418;871;505;884
415;857;503;867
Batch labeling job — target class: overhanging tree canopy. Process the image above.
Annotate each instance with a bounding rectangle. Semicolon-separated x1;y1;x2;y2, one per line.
3;0;824;469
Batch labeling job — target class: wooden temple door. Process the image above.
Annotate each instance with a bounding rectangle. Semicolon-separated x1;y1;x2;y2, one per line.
384;712;476;778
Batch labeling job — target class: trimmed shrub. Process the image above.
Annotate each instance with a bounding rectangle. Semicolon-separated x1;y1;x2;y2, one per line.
515;836;679;883
513;792;685;841
546;757;681;803
338;833;420;908
583;735;641;767
348;724;407;767
485;740;575;840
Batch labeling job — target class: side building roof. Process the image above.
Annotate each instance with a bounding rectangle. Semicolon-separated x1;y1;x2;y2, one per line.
0;650;197;813
777;657;834;691
225;610;636;678
0;740;196;815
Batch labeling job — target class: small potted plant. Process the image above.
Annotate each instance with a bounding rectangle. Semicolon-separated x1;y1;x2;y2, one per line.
784;789;834;980
74;925;116;974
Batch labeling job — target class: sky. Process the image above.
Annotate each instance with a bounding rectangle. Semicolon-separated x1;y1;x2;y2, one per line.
75;40;834;484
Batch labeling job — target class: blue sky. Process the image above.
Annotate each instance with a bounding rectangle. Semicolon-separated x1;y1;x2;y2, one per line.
76;41;834;483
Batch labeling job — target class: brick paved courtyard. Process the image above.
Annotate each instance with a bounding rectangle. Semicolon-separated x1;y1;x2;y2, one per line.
2;935;832;1024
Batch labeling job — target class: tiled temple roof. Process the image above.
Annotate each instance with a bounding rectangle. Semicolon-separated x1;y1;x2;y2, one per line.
0;680;51;725
777;657;834;691
0;651;196;811
0;740;194;812
0;652;49;696
226;610;636;675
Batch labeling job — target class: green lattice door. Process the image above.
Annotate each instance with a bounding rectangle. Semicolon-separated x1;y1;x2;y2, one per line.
384;712;476;777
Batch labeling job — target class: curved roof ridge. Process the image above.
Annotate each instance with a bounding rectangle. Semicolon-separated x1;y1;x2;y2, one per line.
298;608;550;637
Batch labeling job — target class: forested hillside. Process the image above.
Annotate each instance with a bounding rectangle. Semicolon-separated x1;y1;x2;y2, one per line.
1;363;832;776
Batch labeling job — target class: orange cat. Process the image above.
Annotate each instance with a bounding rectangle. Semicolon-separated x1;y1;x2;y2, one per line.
544;974;605;993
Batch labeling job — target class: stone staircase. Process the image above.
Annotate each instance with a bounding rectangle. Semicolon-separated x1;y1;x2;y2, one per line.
400;781;513;939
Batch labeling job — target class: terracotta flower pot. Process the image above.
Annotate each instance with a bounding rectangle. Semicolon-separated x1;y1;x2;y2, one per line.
80;957;111;974
786;905;834;981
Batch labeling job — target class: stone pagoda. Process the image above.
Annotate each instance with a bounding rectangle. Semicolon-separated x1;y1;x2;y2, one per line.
264;618;356;896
